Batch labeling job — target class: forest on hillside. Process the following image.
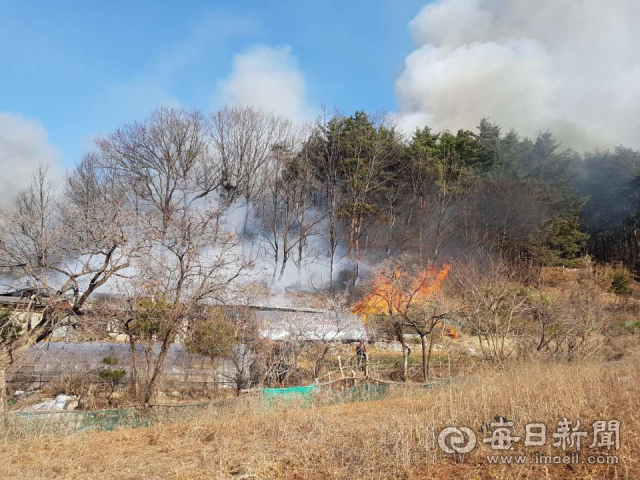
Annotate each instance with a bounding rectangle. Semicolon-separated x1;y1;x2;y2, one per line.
0;105;638;402
1;106;639;294
208;108;640;281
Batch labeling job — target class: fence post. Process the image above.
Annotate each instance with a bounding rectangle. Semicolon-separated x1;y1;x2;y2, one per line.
1;369;6;428
364;353;369;378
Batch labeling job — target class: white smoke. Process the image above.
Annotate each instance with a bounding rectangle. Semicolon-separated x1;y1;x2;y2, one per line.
216;44;317;123
395;0;640;150
0;112;62;206
222;196;352;293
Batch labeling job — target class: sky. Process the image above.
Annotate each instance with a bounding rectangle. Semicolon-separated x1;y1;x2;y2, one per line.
1;0;639;203
0;1;424;172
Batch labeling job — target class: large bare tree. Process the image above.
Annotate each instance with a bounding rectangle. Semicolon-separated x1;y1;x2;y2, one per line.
0;158;135;368
96;107;220;230
209;106;293;236
96;106;250;403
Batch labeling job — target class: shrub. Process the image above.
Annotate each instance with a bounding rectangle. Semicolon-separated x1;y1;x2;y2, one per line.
98;369;127;385
46;372;95;397
611;266;633;295
101;353;120;366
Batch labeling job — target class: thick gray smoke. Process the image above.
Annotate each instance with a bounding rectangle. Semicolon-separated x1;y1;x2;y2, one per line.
395;0;640;150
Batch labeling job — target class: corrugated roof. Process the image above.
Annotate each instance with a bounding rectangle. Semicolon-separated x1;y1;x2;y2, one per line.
254;309;366;342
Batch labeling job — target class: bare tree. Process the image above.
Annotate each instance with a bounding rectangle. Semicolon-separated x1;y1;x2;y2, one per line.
258;130;327;286
307;109;344;291
95;107;250;403
96;107;219;231
453;254;528;362
354;254;450;382
258;142;297;283
209;106;293;236
288;129;328;288
279;294;354;380
0;159;135;368
525;280;605;360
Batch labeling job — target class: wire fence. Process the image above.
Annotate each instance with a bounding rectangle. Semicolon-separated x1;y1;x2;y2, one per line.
5;397;239;436
3;376;468;437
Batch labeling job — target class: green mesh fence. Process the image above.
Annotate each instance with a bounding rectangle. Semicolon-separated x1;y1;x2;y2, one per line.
261;385;318;408
260;382;390;408
9;401;223;435
13;408;161;434
342;383;389;402
78;409;152;431
8;377;467;435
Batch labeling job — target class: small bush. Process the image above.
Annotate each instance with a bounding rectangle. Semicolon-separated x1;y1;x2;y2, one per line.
611;266;633;295
46;372;95;397
101;353;120;366
98;369;127;385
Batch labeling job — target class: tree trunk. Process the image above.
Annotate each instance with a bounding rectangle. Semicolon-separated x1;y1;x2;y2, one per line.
420;334;428;382
0;369;6;428
296;261;303;289
271;204;279;282
328;187;337;292
426;331;435;380
395;323;410;382
0;337;34;370
278;249;289;283
329;250;335;292
271;252;279;282
0;313;56;370
128;337;140;399
296;222;305;288
242;200;251;237
351;260;359;291
402;343;411;382
143;329;175;405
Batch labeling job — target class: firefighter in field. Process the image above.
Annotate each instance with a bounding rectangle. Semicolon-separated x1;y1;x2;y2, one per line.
355;340;368;375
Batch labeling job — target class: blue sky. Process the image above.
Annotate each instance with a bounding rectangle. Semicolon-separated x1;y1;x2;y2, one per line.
3;0;637;203
0;0;428;168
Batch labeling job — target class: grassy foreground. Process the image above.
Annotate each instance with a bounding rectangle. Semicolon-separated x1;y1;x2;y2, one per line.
0;358;638;479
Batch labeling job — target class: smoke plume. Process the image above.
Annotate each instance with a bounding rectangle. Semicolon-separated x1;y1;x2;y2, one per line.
0;112;62;206
395;0;640;150
216;45;316;123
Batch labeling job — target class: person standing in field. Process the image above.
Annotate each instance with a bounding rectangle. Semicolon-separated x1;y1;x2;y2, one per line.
355;341;368;375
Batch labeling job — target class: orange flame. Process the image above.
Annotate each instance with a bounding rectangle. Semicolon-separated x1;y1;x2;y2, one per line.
353;263;450;322
436;319;459;339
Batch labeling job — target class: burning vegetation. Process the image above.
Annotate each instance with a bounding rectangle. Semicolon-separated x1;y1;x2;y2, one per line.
353;262;451;321
353;258;457;382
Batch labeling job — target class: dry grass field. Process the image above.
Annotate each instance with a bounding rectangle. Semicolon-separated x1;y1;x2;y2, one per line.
0;356;637;480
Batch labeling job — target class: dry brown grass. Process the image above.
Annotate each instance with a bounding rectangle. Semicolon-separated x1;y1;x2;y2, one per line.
0;357;638;479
